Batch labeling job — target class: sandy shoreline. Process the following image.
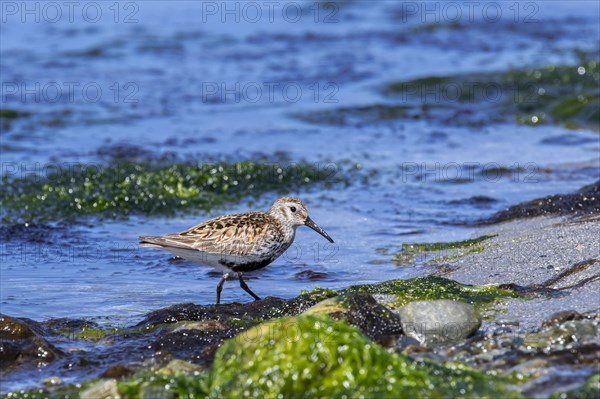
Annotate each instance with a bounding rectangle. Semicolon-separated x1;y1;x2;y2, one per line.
441;214;599;330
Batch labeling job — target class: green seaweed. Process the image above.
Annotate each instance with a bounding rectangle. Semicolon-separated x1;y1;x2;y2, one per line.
432;245;486;263
299;286;338;302
297;60;600;130
117;369;209;399
1;371;210;399
401;235;496;252
0;109;31;131
393;235;496;265
63;324;162;342
208;314;522;399
386;60;600;130
1;386;84;399
0;160;347;222
0;109;30;119
344;276;520;309
3;314;523;399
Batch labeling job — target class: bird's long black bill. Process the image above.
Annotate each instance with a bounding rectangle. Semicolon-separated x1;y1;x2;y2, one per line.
305;217;334;243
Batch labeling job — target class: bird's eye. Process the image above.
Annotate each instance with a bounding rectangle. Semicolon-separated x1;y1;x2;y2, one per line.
290;206;296;212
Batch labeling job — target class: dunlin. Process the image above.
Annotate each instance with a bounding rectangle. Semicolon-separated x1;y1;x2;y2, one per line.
139;197;334;304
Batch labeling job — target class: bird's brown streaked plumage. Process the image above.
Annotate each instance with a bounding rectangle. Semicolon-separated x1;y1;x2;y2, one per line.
139;197;334;304
140;213;286;257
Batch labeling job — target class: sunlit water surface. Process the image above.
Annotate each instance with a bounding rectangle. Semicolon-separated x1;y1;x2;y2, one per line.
1;1;599;324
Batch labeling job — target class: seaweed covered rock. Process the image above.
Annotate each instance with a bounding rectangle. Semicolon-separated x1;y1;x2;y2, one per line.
345;276;519;309
0;314;62;369
208;314;521;399
481;180;600;224
305;292;403;343
137;293;332;328
139;295;337;367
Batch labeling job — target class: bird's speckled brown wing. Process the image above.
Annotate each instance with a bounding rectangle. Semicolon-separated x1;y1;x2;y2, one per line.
139;212;285;257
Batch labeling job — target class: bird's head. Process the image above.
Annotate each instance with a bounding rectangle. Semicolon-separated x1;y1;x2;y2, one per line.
268;197;334;243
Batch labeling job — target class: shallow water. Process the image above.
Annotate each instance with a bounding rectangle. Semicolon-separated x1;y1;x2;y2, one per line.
1;0;599;329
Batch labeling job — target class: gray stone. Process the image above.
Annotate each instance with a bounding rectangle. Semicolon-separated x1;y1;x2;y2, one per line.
372;294;398;306
43;376;63;386
159;359;204;375
395;300;480;346
80;379;119;399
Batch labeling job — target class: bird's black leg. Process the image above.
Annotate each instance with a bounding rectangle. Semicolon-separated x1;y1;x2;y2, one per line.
238;273;261;301
216;273;229;305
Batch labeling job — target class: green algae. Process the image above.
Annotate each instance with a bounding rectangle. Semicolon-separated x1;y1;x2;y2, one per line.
0;109;30;119
297;60;599;130
0;109;31;132
117;369;209;399
299;286;338;302
2;371;210;399
66;324;160;342
393;235;496;265
208;314;521;399
2;386;83;399
0;160;347;222
2;314;522;399
344;276;520;309
401;235;496;252
385;60;600;130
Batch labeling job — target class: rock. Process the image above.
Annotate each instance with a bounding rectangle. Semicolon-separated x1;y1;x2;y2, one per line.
395;335;422;351
524;320;598;350
173;320;228;333
149;324;239;367
480;181;600;224
209;314;516;399
305;293;403;342
140;385;175;399
0;314;62;369
159;359;204;375
101;364;134;379
395;300;480;346
149;296;348;367
304;297;345;315
137;303;213;326
44;318;101;337
339;292;403;341
80;379;119;399
0;314;42;338
510;358;549;375
293;270;329;280
542;310;585;328
372;294;398;306
43;376;63;386
137;293;336;329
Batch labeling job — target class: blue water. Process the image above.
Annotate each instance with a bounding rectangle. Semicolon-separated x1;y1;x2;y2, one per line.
1;1;599;324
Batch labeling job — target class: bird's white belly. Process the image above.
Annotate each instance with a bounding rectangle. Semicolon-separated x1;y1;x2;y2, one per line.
160;247;271;273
